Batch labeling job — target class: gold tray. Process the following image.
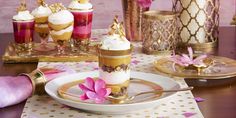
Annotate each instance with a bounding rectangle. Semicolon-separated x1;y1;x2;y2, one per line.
154;56;236;79
2;42;98;63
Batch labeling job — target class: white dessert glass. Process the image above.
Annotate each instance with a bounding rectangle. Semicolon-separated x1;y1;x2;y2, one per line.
32;4;54;51
48;8;74;55
13;9;35;54
99;33;131;98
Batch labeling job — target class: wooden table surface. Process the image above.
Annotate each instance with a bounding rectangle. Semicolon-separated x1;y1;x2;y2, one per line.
0;27;236;118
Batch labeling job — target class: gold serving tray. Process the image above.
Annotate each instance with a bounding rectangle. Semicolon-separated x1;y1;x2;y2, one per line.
2;42;98;63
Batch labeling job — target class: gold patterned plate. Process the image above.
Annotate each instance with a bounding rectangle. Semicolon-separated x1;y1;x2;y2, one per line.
45;71;180;114
154;56;236;79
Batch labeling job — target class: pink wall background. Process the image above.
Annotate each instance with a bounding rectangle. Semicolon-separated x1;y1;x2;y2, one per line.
0;0;235;33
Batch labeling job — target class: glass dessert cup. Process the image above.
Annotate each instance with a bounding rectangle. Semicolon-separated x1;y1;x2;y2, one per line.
70;10;93;51
34;24;55;51
99;48;132;99
13;20;34;54
50;31;72;55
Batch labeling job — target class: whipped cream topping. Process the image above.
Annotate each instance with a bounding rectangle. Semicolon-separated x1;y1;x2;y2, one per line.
100;34;130;50
48;10;74;25
32;5;52;18
68;0;93;10
50;25;73;35
13;11;34;21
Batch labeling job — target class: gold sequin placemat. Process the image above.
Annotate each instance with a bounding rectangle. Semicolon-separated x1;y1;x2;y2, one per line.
21;30;204;118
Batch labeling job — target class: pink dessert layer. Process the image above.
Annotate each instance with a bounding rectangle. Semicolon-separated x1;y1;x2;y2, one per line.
13;20;35;44
71;11;93;40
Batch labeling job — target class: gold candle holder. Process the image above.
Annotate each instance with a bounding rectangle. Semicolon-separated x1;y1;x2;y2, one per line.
173;0;219;52
142;11;178;55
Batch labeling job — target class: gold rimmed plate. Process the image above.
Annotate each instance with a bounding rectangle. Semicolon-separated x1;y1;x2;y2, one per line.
45;71;180;114
154;56;236;79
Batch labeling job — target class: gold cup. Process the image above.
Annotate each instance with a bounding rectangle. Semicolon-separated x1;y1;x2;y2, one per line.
98;47;131;98
142;11;178;55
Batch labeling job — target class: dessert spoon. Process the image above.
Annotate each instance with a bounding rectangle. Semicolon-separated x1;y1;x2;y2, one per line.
107;86;194;104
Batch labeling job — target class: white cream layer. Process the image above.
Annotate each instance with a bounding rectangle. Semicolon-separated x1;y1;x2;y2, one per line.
48;10;74;25
68;0;93;10
99;69;130;85
13;11;34;21
50;25;73;35
32;5;52;18
100;34;130;50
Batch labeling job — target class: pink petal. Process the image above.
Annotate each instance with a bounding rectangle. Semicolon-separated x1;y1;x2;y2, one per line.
80;93;89;100
86;91;97;100
105;88;111;97
85;77;95;91
182;112;196;117
96;88;107;97
193;55;207;63
131;60;140;65
194;97;205;102
181;54;192;62
95;97;106;104
95;79;106;92
79;84;91;92
188;47;193;60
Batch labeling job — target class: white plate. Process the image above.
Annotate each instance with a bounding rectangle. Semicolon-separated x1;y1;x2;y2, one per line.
45;71;180;114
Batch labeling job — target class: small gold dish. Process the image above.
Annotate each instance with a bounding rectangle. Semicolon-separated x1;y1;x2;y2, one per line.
177;57;213;74
154;56;236;79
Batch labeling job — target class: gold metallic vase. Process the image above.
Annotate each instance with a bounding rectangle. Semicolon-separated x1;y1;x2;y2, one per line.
122;0;149;41
173;0;219;52
142;11;179;54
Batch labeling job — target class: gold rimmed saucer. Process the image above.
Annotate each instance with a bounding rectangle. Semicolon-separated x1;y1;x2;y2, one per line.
45;71;180;114
57;78;163;104
154;56;236;79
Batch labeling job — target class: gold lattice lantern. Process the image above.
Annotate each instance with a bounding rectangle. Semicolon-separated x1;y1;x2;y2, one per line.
142;11;178;54
173;0;219;52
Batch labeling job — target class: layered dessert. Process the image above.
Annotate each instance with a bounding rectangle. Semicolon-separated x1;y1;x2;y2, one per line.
13;2;34;52
99;17;131;98
48;3;74;54
68;0;93;49
32;0;53;51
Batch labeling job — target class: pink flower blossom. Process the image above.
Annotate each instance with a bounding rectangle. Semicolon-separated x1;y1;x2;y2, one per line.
194;97;205;102
136;0;152;8
169;47;207;70
182;112;197;117
79;77;111;103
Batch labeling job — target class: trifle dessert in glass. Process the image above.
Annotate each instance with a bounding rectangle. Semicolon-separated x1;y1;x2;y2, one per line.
13;1;34;53
99;16;131;99
68;0;93;50
48;3;74;55
32;0;54;51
